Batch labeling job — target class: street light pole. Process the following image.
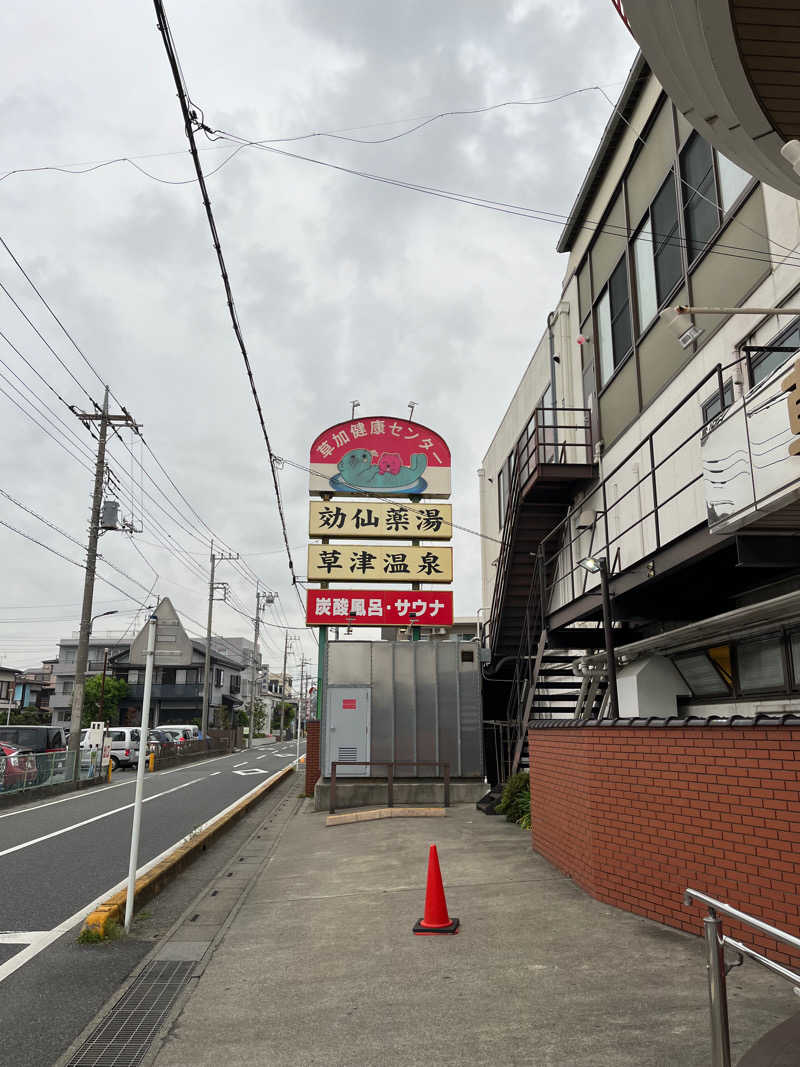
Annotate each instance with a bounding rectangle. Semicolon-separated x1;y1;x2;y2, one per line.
578;556;619;719
98;648;109;722
597;559;619;719
125;611;157;933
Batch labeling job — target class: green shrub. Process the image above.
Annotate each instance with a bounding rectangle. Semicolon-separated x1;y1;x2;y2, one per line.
496;772;530;826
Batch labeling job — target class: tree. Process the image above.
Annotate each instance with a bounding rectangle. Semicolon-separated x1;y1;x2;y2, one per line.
271;702;295;738
251;697;266;736
9;706;47;725
82;675;128;728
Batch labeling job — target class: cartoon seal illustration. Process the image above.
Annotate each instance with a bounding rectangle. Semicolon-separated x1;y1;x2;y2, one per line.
333;448;428;494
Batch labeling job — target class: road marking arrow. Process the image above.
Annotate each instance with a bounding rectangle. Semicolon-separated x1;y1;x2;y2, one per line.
233;767;271;776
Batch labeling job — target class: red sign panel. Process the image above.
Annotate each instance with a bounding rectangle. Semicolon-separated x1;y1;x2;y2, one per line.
309;416;451;498
306;589;453;627
342;699;357;709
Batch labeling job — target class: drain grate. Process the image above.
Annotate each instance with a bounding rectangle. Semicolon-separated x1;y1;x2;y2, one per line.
65;960;195;1066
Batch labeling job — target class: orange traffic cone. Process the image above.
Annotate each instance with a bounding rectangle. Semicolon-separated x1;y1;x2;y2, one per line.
413;844;459;934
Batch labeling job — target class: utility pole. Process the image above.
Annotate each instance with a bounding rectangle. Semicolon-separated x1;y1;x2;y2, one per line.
201;541;238;737
247;586;270;749
279;630;289;742
68;387;138;776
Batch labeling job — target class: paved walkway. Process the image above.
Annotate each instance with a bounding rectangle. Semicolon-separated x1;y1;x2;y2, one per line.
152;804;795;1067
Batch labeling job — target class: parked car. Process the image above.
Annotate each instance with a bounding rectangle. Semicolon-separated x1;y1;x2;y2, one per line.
0;727;67;782
0;742;38;792
107;727;141;770
148;729;177;758
165;724;200;741
160;727;193;748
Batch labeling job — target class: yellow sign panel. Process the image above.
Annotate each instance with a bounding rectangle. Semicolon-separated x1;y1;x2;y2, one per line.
309;500;452;540
307;544;453;583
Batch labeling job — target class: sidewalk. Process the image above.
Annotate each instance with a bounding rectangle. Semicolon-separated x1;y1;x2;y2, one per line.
151;804;796;1067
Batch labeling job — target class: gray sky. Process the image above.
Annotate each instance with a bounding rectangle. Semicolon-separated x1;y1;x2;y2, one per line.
0;1;636;675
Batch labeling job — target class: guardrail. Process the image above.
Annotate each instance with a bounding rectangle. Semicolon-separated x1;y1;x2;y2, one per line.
685;887;800;1067
329;760;451;814
0;750;77;794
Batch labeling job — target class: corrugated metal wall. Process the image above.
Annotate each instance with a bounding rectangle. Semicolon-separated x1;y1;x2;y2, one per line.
323;641;483;778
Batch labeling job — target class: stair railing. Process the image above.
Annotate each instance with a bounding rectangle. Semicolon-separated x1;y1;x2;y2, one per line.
685;888;800;1067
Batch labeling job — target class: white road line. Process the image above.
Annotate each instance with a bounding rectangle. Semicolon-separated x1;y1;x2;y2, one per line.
209;771;221;777
0;932;47;944
0;778;204;859
232;761;247;768
256;755;267;760
0;764;293;986
0;750;239;821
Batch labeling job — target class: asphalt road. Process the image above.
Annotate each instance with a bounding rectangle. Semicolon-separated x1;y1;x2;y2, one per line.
0;739;303;1066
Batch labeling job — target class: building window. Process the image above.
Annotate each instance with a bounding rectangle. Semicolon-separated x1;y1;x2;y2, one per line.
633;218;658;330
680;134;719;263
673;652;730;696
61;680;74;695
596;257;632;385
702;380;734;424
230;675;241;694
213;668;223;687
749;318;800;387
61;648;76;664
717;153;751;214
632;172;684;336
0;681;9;701
737;634;785;693
128;670;139;684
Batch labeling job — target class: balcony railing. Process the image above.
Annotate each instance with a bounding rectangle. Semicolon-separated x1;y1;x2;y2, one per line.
126;683;203;701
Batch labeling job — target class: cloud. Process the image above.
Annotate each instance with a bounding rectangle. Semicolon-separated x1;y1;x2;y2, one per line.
0;0;636;669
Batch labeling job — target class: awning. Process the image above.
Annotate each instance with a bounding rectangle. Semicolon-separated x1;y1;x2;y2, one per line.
580;587;800;666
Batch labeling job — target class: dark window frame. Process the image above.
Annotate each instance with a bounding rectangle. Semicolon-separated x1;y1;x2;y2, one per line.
679;132;722;265
701;379;734;424
595;253;634;390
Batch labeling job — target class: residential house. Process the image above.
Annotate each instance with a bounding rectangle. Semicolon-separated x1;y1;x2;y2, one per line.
112;598;247;728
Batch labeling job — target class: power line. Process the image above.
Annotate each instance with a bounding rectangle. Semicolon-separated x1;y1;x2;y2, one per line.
0;81;627;184
0;517;150;605
0;231;271;597
152;0;300;600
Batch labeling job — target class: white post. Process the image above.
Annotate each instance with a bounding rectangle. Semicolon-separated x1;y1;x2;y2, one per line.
124;612;157;933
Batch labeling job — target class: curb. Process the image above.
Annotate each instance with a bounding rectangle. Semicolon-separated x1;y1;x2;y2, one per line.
82;757;304;938
326;806;446;826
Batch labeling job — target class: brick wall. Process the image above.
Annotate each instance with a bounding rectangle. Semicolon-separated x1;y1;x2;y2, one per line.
305;720;321;797
529;724;800;966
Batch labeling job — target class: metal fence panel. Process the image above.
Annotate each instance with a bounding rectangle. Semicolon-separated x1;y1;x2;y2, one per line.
392;644;416;775
370;642;394;767
415;641;438;772
436;643;461;777
458;648;484;777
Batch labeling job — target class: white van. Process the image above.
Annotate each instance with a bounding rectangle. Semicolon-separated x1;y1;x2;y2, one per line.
165;724;200;741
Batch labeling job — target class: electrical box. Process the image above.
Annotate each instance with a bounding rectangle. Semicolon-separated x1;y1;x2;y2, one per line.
325;686;370;777
100;500;120;530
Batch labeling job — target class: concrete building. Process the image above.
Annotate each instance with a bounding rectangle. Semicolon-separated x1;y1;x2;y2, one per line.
49;599;253;729
379;616;479;643
14;660;56;713
0;667;22;721
113;598;247;728
480;54;800;779
50;635;131;726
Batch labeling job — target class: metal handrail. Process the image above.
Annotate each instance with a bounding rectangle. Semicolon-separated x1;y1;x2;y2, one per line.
537;359;738;610
329;760;450;814
685;886;800;1067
